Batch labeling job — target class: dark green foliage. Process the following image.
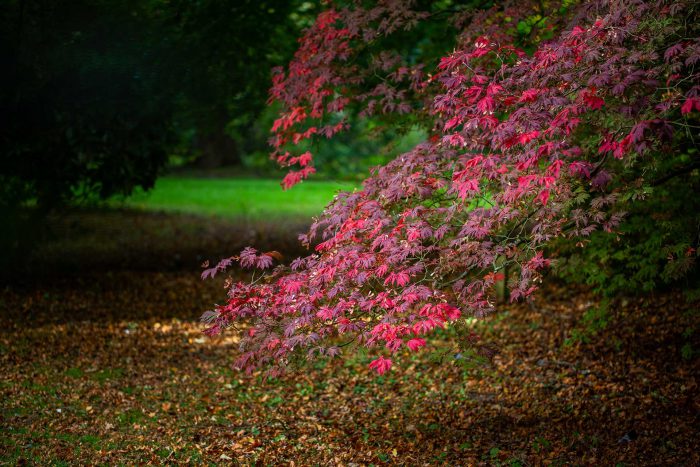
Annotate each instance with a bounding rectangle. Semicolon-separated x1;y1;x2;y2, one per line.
553;126;699;343
0;0;173;210
554;137;699;300
160;0;315;168
0;0;311;213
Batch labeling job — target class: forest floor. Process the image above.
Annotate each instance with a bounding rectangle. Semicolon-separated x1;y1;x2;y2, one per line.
1;208;698;465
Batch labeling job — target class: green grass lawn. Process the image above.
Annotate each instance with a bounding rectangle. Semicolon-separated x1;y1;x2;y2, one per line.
110;177;357;219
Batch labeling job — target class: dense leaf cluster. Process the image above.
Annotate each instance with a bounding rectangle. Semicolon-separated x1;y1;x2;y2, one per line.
203;0;700;376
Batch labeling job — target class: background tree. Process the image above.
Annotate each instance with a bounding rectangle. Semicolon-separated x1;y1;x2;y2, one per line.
159;0;315;169
0;0;316;265
0;0;313;210
0;0;173;212
1;0;175;261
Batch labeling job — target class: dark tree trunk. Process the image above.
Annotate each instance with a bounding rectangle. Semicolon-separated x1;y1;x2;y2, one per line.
495;263;510;305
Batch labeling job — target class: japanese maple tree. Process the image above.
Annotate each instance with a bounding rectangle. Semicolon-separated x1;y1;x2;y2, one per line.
202;0;700;377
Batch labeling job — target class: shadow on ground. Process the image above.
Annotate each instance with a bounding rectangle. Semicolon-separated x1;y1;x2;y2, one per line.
9;208;312;280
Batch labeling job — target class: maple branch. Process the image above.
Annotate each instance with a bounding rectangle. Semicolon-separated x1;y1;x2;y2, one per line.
651;160;700;187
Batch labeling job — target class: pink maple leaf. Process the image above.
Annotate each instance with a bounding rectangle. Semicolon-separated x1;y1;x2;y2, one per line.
298;151;313;167
518;88;539;103
536;189;550;205
406;338;426;352
681;97;700;115
477;96;495;113
368;356;392;375
517;130;539;145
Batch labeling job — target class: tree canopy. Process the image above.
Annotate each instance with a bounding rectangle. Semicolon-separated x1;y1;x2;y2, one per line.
0;0;312;211
201;0;700;377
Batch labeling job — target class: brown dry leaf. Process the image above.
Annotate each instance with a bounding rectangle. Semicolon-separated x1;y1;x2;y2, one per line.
263;250;284;261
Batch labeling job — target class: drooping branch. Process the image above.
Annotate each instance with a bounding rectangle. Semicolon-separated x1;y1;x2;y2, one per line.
652;160;700;187
201;0;700;377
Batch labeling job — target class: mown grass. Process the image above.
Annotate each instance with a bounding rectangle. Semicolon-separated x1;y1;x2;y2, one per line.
109;177;357;220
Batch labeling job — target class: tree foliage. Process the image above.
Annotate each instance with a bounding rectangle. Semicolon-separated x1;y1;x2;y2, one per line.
159;0;313;168
0;0;310;213
0;0;173;210
205;0;697;376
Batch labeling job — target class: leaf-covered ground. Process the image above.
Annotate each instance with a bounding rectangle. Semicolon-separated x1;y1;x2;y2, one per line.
1;210;698;465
